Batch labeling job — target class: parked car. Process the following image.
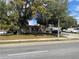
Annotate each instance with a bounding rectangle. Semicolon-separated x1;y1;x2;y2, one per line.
0;30;7;35
64;28;79;33
46;27;61;34
65;28;74;32
62;29;67;32
72;28;79;33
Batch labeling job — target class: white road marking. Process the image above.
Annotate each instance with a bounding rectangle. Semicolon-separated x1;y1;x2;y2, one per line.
8;50;48;56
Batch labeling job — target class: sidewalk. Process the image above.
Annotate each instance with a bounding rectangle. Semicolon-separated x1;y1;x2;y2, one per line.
0;38;79;47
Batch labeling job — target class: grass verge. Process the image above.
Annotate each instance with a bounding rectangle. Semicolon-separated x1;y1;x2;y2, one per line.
0;34;56;40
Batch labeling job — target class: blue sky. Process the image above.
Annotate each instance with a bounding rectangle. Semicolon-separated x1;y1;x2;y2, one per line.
28;18;37;26
68;0;79;24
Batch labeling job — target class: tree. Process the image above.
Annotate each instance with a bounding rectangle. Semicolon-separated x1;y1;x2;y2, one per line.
31;0;50;25
0;0;77;34
0;0;9;30
46;0;68;26
6;0;33;34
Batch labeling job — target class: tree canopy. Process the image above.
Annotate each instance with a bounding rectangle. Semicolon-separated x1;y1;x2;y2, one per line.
0;0;77;33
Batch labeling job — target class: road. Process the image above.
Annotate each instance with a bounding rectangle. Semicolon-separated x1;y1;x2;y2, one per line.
0;42;79;59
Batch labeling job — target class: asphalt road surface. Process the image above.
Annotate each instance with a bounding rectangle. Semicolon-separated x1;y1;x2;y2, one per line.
0;42;79;59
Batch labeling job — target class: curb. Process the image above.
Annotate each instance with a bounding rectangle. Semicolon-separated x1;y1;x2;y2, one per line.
0;38;79;44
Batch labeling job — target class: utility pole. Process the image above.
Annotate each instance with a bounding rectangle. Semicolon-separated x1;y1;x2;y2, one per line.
57;0;65;39
58;18;60;39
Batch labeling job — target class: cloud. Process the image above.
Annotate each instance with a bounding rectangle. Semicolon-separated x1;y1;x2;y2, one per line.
75;17;79;24
75;6;79;11
75;16;79;20
75;17;79;20
69;12;77;16
68;0;73;3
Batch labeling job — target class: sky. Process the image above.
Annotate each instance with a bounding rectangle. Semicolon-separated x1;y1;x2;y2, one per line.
68;0;79;24
28;18;37;26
